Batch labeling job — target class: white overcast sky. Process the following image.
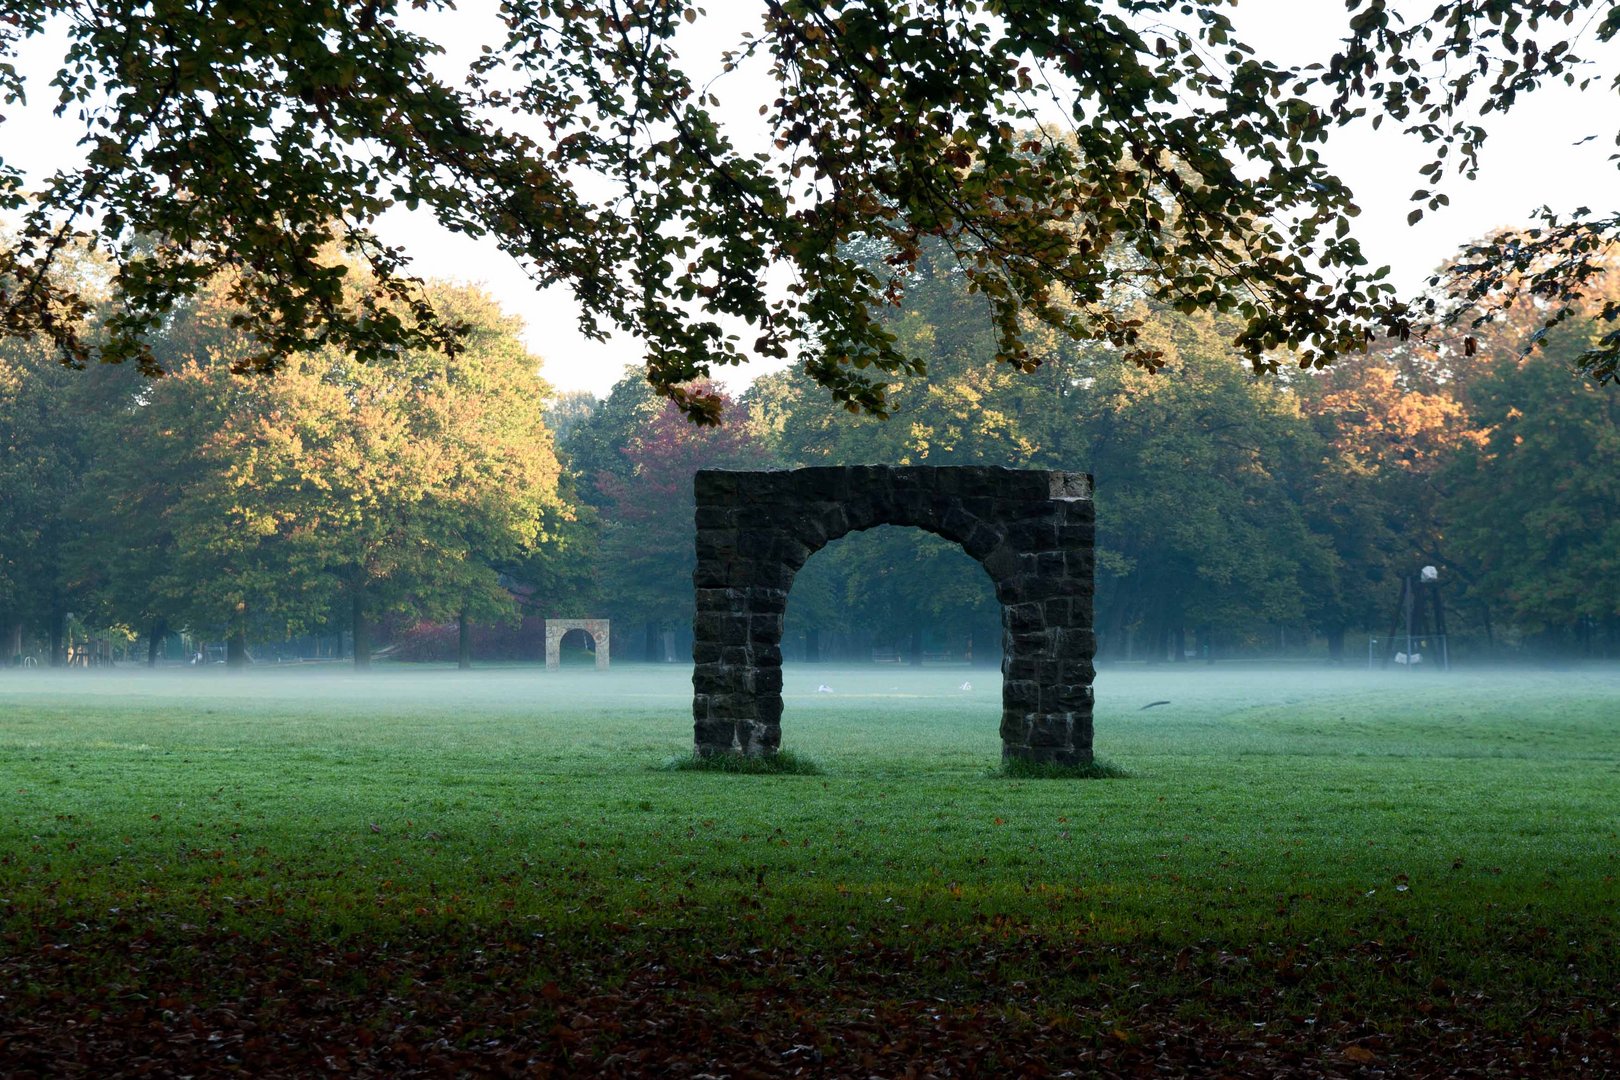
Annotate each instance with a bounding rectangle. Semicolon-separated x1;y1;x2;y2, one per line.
3;0;1615;398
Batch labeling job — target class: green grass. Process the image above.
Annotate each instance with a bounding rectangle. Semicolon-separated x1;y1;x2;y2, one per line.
1;662;1617;1072
663;748;824;774
997;754;1131;779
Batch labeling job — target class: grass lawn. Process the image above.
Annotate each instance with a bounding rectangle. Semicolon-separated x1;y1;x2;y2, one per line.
2;662;1617;1076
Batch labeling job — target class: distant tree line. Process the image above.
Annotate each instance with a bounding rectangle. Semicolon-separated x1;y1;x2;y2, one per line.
3;244;1617;668
556;245;1620;665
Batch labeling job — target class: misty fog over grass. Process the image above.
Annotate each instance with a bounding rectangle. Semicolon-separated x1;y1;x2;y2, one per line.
4;661;1614;758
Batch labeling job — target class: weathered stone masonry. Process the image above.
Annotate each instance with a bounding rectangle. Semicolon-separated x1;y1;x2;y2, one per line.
691;466;1095;763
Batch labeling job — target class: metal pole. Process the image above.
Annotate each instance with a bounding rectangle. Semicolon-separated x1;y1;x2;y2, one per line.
1404;577;1416;671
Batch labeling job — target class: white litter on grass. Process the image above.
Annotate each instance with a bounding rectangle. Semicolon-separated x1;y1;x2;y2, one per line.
816;684;834;693
959;681;973;691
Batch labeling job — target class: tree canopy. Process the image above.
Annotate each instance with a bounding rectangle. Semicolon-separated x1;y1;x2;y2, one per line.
4;0;1617;421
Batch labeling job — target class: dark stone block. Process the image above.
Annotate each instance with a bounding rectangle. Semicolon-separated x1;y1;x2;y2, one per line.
739;559;794;591
1036;551;1067;579
1024;718;1074;748
1006;602;1044;635
1006;519;1059;552
735;529;782;560
1041;598;1072;625
694;504;740;530
693;612;750;646
694;470;738;500
1056;628;1097;656
1052;680;1096;708
795;468;850;501
747;588;790;615
961;523;1003;560
999;713;1034;741
938;504;980;544
691;662;727;691
692;560;732;589
693;718;737;749
740;720;781;756
981;543;1021;581
1002;653;1040;682
1003;679;1040;708
694;587;743;612
994;575;1039;605
1059;523;1096;547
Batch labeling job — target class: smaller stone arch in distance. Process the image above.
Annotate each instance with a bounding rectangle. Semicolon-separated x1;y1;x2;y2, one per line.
691;466;1095;764
544;619;611;671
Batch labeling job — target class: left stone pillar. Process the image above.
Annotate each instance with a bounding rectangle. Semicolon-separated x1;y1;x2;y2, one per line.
691;472;793;756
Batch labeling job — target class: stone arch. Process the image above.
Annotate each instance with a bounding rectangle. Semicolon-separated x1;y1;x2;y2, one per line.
692;466;1094;763
544;618;610;671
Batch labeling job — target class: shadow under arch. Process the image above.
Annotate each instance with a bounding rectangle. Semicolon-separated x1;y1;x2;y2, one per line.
691;466;1094;763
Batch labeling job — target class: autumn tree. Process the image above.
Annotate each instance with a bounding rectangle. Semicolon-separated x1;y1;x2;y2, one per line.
1293;352;1475;658
1441;291;1620;650
593;378;768;659
73;275;567;668
555;371;669;510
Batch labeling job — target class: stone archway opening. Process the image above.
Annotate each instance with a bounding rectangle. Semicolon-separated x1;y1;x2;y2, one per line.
558;628;594;663
692;466;1094;764
544;618;610;671
784;524;1001;668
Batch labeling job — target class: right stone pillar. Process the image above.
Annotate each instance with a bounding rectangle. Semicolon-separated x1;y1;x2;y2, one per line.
992;482;1096;765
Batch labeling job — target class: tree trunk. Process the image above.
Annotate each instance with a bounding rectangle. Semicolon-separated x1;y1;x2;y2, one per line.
227;602;248;669
644;620;660;662
1172;625;1186;663
352;592;371;670
226;630;248;669
48;606;65;668
1147;621;1168;665
147;618;167;667
1101;581;1136;660
6;619;20;664
458;611;472;670
909;626;924;666
1326;627;1345;664
805;627;821;663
